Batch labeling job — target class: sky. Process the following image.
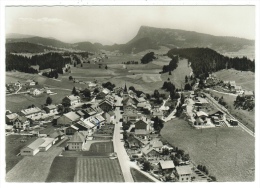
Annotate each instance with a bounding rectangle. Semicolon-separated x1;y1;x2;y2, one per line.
5;6;255;45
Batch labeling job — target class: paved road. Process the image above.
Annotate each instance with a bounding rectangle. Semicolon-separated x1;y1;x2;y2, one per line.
203;92;254;137
206;88;238;97
129;162;160;182
112;95;134;182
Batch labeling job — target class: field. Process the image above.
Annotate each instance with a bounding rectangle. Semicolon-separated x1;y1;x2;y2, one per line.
214;69;255;91
74;157;124;182
5;135;37;173
130;168;154;182
46;157;77;182
160;118;255;182
208;90;255;131
6;90;71;112
6;146;63;182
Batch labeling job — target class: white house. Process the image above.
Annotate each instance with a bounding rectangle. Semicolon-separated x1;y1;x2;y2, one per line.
30;88;42;96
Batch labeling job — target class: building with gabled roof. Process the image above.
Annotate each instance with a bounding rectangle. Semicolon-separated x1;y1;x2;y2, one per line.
159;160;175;170
21;107;42;118
67;132;85;150
6;113;19;124
62;95;81;106
176;165;193;182
65;125;79;135
57;112;80;126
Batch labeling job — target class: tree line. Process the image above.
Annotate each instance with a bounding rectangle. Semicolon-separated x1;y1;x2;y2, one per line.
6;52;71;74
167;48;255;78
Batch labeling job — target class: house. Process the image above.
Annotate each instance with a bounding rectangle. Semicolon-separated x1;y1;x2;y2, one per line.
93;114;105;128
102;111;115;124
76;110;86;118
25;79;36;86
152;110;164;119
142;144;160;160
6;113;19;124
13;116;30;130
208;110;225;120
21;107;42;119
195;111;208;119
29;88;41;96
123;110;142;123
176;165;193;182
234;86;242;93
96;92;107;100
159;160;175;174
243;90;254;99
66;125;79;135
229;81;236;89
62;95;81;106
82;107;96;118
102;88;111;95
150;138;164;153
134;120;149;135
57;111;80;126
43;105;58;114
49;130;65;143
99;99;114;112
229;119;238;126
90;104;103;115
67;132;85;150
20;137;55;156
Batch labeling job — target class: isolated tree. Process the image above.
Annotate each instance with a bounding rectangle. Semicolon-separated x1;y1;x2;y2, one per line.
82;88;91;99
69;76;73;80
72;86;78;95
74;63;76;67
105;65;108;69
143;161;151;171
46;97;52;105
169;71;172;75
185;75;188;83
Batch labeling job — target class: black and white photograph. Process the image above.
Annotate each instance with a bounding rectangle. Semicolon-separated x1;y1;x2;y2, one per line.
0;0;259;187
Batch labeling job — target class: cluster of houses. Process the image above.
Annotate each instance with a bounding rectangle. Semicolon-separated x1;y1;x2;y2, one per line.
184;92;238;128
205;74;254;98
119;85;194;182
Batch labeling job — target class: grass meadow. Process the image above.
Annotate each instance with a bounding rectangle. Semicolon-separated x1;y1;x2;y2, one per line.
160;118;255;182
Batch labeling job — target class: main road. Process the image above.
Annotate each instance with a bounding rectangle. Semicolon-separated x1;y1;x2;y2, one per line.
203;92;254;137
112;95;134;182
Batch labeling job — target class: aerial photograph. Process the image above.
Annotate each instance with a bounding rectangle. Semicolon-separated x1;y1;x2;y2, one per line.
3;4;257;184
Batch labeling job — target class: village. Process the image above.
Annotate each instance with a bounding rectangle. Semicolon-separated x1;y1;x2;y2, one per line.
6;63;254;182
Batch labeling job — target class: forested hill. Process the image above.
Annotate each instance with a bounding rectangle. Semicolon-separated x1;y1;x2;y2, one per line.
6;42;55;53
167;48;255;78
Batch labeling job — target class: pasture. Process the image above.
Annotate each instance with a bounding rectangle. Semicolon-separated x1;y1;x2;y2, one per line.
5;135;37;173
6;146;62;182
208;90;255;131
74;157;124;182
161;118;255;182
6;90;71;112
214;69;255;91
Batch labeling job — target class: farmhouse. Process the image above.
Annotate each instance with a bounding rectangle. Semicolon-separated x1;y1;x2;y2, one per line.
57;111;80;126
30;88;42;96
123;110;142;123
6;113;19;124
43;104;58;114
82;107;97;118
102;111;115;124
90;104;103;114
176;165;193;182
21;107;42;119
134;120;149;135
62;95;81;106
159;160;175;174
25;79;36;86
13;116;30;130
243;90;254;99
99;99;114;112
67;132;85;151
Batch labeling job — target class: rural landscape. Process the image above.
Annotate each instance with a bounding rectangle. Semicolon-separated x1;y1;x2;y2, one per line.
4;6;256;184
